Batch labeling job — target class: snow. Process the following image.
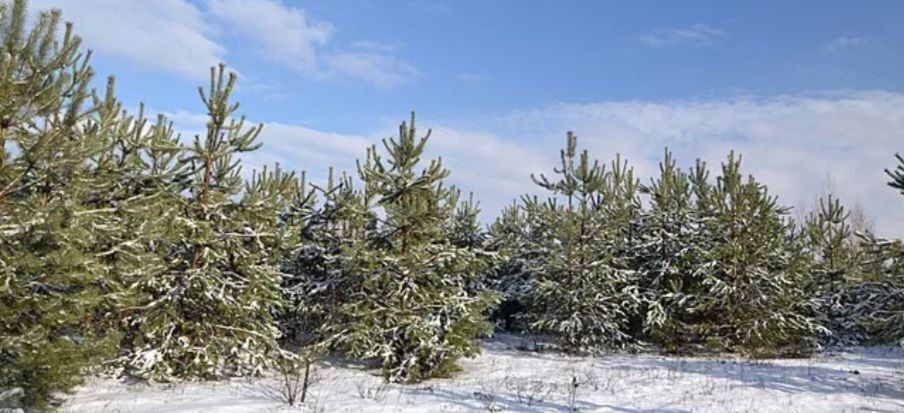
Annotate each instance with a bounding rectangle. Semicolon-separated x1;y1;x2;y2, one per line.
61;335;904;413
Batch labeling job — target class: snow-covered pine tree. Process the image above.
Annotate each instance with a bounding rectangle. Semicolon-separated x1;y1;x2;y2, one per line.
120;65;297;380
601;153;642;255
802;195;864;345
331;113;497;383
84;75;196;343
281;168;361;346
523;132;639;352
0;1;122;407
446;190;499;315
485;203;532;331
843;154;904;346
488;203;527;255
599;152;644;337
447;191;486;250
854;233;904;346
691;152;823;355
634;149;710;351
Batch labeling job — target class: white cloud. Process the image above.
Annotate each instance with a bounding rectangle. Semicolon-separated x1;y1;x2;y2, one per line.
208;0;332;71
31;0;417;86
208;0;417;87
322;49;420;88
247;123;371;174
423;126;551;215
637;24;727;48
32;0;223;79
822;34;866;52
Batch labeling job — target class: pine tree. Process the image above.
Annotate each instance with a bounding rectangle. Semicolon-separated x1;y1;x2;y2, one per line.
844;154;904;346
328;113;497;382
634;149;709;351
523;132;639;352
802;195;864;345
86;73;201;346
601;153;642;254
447;191;486;250
281;168;360;346
0;1;120;407
119;65;296;380
446;191;499;316
691;152;823;355
485;203;531;331
854;233;904;346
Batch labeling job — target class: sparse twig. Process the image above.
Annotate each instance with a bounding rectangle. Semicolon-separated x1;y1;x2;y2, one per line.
355;380;391;401
275;353;317;406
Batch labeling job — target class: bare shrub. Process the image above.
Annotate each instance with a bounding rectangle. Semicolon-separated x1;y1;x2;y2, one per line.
355;380;391;401
474;387;503;412
275;354;316;406
505;377;548;407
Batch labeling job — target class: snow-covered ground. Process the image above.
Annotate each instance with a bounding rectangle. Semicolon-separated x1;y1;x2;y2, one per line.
62;336;904;413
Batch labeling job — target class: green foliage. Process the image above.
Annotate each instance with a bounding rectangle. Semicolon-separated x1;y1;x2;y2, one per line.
4;0;904;404
522;132;640;352
447;191;486;249
0;0;117;407
801;195;865;344
839;154;904;346
327;113;497;382
634;149;711;351
485;203;531;331
691;153;823;355
281;168;361;346
118;65;297;381
853;233;904;345
496;144;828;355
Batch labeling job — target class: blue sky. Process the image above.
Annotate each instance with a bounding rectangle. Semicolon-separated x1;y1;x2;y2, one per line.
31;0;904;234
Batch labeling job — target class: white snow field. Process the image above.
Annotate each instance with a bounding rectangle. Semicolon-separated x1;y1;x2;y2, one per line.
62;336;904;413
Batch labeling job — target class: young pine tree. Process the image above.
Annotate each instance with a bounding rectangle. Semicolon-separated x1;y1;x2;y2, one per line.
523;132;639;352
485;203;531;331
845;154;904;346
601;153;642;256
281;168;361;346
120;65;297;380
692;153;823;355
802;195;864;345
0;1;120;407
634;149;710;351
331;113;497;383
447;191;486;250
854;233;904;346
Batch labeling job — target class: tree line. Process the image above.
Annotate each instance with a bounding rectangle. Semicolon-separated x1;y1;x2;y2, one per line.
1;1;902;410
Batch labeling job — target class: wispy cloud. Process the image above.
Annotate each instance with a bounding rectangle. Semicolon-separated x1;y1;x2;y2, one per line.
208;0;419;87
302;41;419;88
208;0;420;88
33;0;223;79
34;0;419;87
822;34;866;52
208;0;332;71
321;49;420;88
636;24;727;48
